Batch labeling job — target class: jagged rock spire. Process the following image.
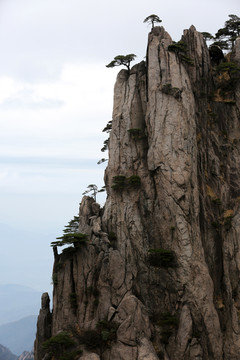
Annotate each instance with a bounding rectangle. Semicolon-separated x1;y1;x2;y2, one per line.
35;26;240;360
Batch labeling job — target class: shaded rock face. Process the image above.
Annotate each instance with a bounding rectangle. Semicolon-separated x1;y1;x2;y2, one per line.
35;27;240;359
34;293;51;360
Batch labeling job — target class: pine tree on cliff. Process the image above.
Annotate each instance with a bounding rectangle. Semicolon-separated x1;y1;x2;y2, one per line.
214;14;240;49
143;14;162;29
82;184;105;201
106;54;136;71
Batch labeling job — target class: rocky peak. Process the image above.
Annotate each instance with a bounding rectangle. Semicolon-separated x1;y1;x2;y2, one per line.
34;293;51;360
35;24;240;360
0;344;17;360
17;351;34;360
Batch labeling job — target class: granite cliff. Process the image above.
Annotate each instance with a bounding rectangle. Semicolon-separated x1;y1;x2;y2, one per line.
35;26;240;360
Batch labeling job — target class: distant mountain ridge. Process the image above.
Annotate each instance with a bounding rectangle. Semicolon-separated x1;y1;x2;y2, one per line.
0;284;41;325
0;222;53;295
0;344;17;360
17;350;34;360
0;345;34;360
0;315;37;355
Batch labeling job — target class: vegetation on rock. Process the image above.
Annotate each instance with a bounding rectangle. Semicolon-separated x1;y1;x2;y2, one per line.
151;312;179;345
162;83;182;99
101;138;109;152
201;32;214;42
97;157;108;165
148;248;176;268
51;232;88;249
143;14;162;29
112;175;141;190
102;120;112;133
127;175;141;187
201;14;240;50
127;128;146;139
214;14;240;49
168;41;193;65
106;54;136;71
82;184;105;201
214;60;240;100
42;331;76;358
79;320;118;351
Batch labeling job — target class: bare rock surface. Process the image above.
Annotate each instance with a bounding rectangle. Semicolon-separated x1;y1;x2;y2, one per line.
35;26;240;360
34;294;51;360
17;351;34;360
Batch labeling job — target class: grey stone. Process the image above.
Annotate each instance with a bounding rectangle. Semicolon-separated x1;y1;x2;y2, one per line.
35;25;240;360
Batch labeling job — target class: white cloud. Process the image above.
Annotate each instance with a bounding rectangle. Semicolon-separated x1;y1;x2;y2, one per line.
0;63;116;160
0;77;18;101
0;164;103;194
1;87;64;109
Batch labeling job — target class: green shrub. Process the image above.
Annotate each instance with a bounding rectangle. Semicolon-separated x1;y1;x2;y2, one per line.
96;320;118;342
215;61;240;95
127;128;145;139
168;41;193;65
180;54;194;65
112;175;141;190
101;138;109;152
79;321;118;350
60;350;83;360
224;216;233;231
148;248;176;268
79;330;102;350
63;216;79;234
152;312;178;345
212;198;221;205
162;84;182;99
127;175;141;187
42;331;75;357
216;61;240;75
102;120;112;133
111;176;126;190
51;233;88;249
168;41;187;53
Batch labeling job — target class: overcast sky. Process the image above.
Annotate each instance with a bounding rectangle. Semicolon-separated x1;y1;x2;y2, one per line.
0;0;239;294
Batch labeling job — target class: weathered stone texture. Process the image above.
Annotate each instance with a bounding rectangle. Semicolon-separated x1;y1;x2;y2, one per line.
35;26;240;359
34;293;51;360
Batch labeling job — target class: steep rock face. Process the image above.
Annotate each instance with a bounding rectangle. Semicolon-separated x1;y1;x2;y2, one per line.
34;293;51;360
35;27;240;360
